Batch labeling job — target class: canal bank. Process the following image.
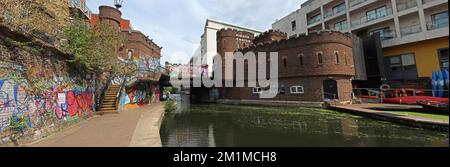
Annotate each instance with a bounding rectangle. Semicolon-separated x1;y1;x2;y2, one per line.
329;104;449;132
26;104;165;147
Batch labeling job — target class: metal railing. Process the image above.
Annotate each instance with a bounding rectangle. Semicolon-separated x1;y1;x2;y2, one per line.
351;7;393;27
401;24;422;36
69;0;92;19
397;0;418;12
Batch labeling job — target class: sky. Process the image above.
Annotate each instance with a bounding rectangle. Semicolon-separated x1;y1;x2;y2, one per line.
86;0;305;65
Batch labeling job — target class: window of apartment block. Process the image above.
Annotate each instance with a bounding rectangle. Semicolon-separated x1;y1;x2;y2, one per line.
252;87;262;94
317;52;323;65
334;20;347;31
290;86;305;94
438;48;449;70
291;20;297;31
389;54;416;71
431;11;449;29
333;2;346;14
367;6;387;21
335;51;340;64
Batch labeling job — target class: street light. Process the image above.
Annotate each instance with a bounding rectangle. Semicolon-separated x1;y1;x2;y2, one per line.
114;0;123;9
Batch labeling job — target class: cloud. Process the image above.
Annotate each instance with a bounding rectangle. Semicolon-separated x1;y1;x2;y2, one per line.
86;0;304;64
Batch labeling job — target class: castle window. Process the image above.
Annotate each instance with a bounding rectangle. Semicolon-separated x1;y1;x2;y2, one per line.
290;86;304;94
344;52;348;65
252;87;262;94
223;39;227;48
317;52;323;65
298;54;304;66
335;51;340;64
283;57;288;68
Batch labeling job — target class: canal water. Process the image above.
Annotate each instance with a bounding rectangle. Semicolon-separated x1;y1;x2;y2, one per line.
160;104;449;147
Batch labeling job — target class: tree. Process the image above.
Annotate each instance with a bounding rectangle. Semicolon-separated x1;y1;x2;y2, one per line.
62;17;126;75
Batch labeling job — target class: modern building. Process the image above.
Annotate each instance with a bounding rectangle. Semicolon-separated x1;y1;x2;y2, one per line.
196;19;263;76
273;0;448;88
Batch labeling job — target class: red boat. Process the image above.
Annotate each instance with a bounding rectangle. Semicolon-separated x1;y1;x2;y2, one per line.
382;96;449;105
417;100;449;114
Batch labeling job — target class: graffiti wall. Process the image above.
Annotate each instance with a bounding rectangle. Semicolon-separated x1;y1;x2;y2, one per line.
0;41;95;145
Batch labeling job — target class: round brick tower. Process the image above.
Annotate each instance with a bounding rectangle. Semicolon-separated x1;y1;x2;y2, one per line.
98;5;122;31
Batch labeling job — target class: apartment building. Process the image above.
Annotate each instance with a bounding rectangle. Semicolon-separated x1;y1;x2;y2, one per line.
273;0;448;87
196;19;262;76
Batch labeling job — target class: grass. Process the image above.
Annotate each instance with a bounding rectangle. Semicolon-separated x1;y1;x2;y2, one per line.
386;111;449;121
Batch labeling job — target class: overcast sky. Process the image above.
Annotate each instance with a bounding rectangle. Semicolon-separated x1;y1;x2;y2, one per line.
87;0;305;64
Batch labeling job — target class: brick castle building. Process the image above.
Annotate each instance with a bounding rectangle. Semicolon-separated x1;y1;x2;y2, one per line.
215;29;355;103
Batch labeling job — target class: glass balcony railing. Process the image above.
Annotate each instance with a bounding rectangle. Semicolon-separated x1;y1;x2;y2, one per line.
332;23;349;31
422;0;437;4
400;24;422;36
427;20;449;30
397;0;418;12
351;7;393;27
350;0;368;7
307;16;321;25
324;7;347;19
374;30;396;41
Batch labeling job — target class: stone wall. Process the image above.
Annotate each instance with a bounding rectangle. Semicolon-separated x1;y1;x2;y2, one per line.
0;25;95;146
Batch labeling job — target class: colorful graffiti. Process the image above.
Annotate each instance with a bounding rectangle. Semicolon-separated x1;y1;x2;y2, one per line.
0;61;94;143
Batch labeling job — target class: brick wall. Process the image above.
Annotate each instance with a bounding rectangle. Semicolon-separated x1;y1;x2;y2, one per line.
216;29;355;102
0;29;95;145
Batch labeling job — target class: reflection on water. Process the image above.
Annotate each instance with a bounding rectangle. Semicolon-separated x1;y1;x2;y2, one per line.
160;104;449;147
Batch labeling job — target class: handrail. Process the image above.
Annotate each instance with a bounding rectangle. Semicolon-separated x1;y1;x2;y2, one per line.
96;74;113;111
115;75;127;111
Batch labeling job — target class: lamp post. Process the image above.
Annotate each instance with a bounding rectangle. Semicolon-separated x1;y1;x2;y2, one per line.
114;0;123;9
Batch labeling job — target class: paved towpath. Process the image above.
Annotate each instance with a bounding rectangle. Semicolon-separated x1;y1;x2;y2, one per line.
28;103;165;147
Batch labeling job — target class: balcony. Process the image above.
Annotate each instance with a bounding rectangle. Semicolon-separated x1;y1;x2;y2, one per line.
332;23;349;31
349;0;368;7
400;24;422;36
379;30;396;41
351;7;393;28
307;16;321;25
397;0;418;12
427;20;449;30
69;0;92;19
324;6;347;19
422;0;437;4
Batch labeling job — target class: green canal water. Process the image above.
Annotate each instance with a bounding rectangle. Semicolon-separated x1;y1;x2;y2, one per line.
160;104;449;147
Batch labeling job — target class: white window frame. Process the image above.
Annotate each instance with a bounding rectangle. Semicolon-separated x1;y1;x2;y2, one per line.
290;86;305;94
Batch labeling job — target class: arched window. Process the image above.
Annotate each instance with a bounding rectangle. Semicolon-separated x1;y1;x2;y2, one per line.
317;52;323;65
335;51;340;64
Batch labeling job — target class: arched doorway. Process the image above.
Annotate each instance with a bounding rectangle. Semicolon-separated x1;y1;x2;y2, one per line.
323;79;338;100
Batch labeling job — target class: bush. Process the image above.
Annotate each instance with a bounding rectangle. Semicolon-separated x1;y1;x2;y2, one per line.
165;99;177;113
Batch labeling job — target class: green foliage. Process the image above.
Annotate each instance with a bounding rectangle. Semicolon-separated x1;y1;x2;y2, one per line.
165;99;177;113
62;17;126;74
9;115;28;142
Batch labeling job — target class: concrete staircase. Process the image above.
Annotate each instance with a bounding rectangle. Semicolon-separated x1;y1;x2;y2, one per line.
99;85;120;113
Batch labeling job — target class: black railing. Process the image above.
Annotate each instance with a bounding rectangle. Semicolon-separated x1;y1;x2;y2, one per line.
95;74;113;112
